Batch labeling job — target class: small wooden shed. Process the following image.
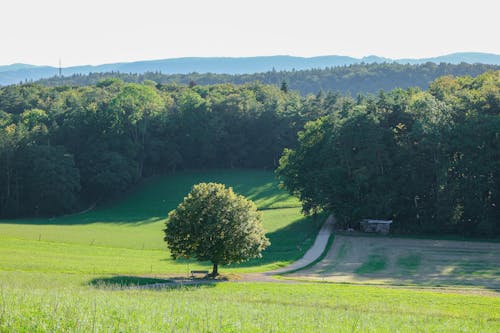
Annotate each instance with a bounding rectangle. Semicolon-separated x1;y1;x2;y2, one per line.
360;219;393;234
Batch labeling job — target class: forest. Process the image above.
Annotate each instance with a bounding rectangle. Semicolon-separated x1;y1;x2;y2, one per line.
1;71;499;237
36;62;500;95
277;71;500;236
0;80;306;217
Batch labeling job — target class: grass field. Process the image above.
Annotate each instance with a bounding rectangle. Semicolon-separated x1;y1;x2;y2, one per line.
1;272;498;332
1;169;499;332
0;170;321;273
292;235;500;291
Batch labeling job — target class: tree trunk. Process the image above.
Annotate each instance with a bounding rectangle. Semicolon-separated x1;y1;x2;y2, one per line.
212;263;219;277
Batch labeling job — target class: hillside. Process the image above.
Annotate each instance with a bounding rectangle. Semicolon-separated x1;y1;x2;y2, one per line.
1;170;497;332
1;52;499;86
0;169;319;272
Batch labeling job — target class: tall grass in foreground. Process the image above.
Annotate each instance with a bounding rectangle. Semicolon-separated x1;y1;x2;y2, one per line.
0;276;498;332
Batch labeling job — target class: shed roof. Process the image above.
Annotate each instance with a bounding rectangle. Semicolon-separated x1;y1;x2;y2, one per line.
362;219;393;224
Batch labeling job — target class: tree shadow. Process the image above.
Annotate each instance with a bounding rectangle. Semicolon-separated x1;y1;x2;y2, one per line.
228;213;325;268
89;275;173;287
0;215;165;226
0;169;295;226
155;213;324;272
88;275;218;290
235;182;299;209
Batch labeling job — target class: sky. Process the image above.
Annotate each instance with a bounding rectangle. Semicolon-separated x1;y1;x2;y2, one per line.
1;0;499;67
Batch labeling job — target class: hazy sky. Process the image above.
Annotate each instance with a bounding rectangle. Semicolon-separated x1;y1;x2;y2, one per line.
1;0;499;67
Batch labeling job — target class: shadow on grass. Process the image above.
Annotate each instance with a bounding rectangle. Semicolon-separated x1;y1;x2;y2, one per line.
88;275;218;290
0;215;165;226
0;170;297;226
156;213;325;270
228;213;326;269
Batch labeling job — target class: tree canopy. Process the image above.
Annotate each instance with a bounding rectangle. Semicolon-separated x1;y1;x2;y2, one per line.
2;70;500;238
0;81;305;217
164;183;270;275
277;71;500;237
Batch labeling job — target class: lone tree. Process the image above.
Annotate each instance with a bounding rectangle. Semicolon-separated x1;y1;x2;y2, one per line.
164;182;270;276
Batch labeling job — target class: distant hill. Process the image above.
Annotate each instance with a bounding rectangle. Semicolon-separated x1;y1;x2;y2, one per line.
398;52;500;65
0;63;38;73
1;52;499;86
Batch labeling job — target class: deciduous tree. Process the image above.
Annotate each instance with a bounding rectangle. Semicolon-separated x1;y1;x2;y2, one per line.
164;182;270;276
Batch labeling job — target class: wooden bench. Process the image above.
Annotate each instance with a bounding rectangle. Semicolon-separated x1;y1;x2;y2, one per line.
190;270;209;278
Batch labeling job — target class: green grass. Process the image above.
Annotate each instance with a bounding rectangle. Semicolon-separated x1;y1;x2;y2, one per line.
0;208;318;275
0;170;301;250
336;242;348;261
0;170;317;274
397;254;422;271
0;272;498;332
355;254;387;274
1;169;498;332
452;260;500;277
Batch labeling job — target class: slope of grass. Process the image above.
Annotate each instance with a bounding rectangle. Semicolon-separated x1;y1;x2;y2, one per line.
0;208;319;274
0;169;318;273
0;170;301;249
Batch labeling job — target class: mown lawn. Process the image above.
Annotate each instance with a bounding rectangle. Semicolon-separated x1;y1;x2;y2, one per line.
294;235;500;291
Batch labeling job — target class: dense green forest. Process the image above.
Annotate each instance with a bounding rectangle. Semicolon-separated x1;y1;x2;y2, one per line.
2;71;500;237
36;62;499;95
0;80;311;217
277;71;500;236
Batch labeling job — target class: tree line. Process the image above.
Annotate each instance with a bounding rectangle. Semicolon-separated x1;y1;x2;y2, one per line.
0;80;317;217
36;62;499;96
2;71;500;238
277;71;500;237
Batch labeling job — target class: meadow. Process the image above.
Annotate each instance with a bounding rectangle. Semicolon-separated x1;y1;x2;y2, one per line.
0;170;320;274
1;170;499;332
1;273;498;332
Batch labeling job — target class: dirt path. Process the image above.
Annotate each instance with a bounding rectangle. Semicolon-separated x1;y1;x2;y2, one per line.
265;214;335;275
235;214;335;282
214;214;335;283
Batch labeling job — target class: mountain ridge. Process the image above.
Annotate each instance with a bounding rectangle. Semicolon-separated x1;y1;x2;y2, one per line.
1;52;499;86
